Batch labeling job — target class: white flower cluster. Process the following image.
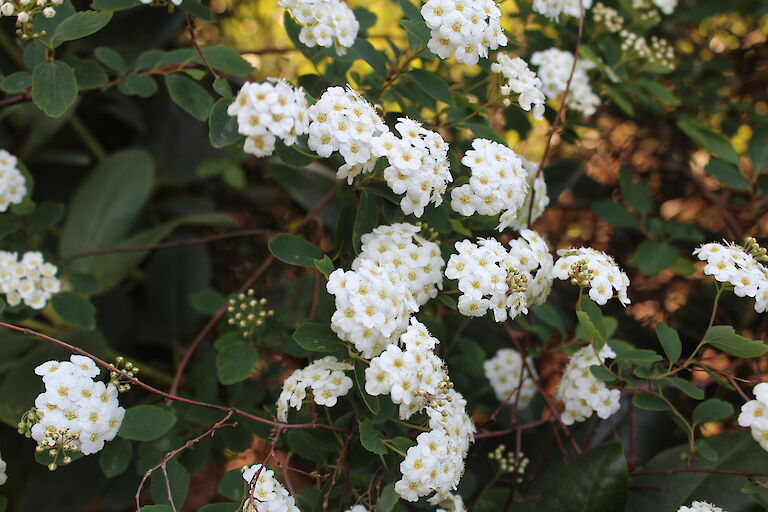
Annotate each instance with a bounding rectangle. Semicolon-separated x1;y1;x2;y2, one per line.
31;356;125;456
279;0;359;55
420;0;507;66
327;257;417;358
531;48;600;117
0;149;28;212
344;506;369;512
620;32;675;69
635;0;677;15
276;356;353;422
503;157;550;231
693;241;768;314
677;502;725;512
0;251;61;309
484;348;538;406
355;223;445;306
0;452;6;486
532;0;593;20
738;382;768;451
556;344;621;425
553;247;631;306
450;138;529;231
0;0;61;25
445;230;553;321
139;0;181;5
241;464;300;512
227;79;309;158
491;54;546;121
592;2;624;32
307;86;388;183
372;118;452;217
430;492;467;512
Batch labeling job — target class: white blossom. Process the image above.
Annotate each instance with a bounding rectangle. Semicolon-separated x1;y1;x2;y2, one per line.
553;247;630;306
420;0;507;66
276;356;353;422
484;348;537;406
693;241;768;314
0;452;6;485
450;138;529;230
0;150;28;212
280;0;359;55
491;54;546;120
499;157;550;232
228;79;309;158
31;355;125;456
0;0;60;24
371;118;452;217
354;223;445;306
307;86;389;183
0;250;61;309
738;382;768;452
677;502;725;512
241;464;300;512
531;48;600;116
556;344;621;425
532;0;593;20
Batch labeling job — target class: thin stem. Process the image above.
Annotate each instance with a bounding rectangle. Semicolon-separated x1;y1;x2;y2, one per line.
381;439;406;457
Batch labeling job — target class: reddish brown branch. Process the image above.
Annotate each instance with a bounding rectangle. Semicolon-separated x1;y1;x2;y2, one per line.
186;14;221;81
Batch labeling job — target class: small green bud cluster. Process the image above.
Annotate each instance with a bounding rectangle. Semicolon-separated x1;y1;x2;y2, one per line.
34;426;79;471
17;407;42;438
109;356;139;393
593;2;624;32
227;289;274;338
488;444;530;481
568;259;595;287
506;267;529;295
744;237;768;262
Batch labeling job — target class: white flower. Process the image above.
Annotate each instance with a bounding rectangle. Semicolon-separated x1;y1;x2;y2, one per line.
651;0;677;15
276;356;353;422
498;157;550;231
677;502;725;512
228;79;309;158
446;231;553;321
0;149;27;212
355;223;445;306
531;48;600;116
30;355;124;456
484;348;537;406
0;452;6;485
0;250;61;309
738;383;768;452
344;506;370;512
280;0;359;55
532;0;594;20
372;119;452;217
556;344;621;425
491;54;546;120
553;247;630;306
241;464;300;512
420;0;506;65
307;86;389;183
450;138;530;230
693;241;768;314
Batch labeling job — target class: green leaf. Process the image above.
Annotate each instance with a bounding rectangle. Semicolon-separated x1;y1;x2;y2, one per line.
179;0;212;21
620;349;663;364
352;39;387;76
91;0;140;9
359;419;387;455
213;78;232;97
536;442;627;512
695;439;719;462
217;469;245;501
634;79;681;106
165;74;214;121
378;483;399;512
590;365;616;382
693;399;734;426
52;292;96;330
121;72;158;97
216;341;259;385
51;11;112;46
61;149;154;271
209;97;242;148
118;405;177;441
655;322;681;363
151;459;190;509
268;233;323;267
1;71;32;94
531;303;566;335
619;168;652;215
705;158;750;191
668;377;704;400
405;69;453;105
592;199;638;229
314;255;334;278
354;359;380;415
200;46;253;76
705;325;768;358
632;393;669;411
293;323;346;353
275;139;315;167
188;288;226;314
678;117;740;166
198;505;239;512
62;57;108;89
94;46;127;74
607;86;635;116
353;191;377;254
577;311;603;343
631;239;678;275
748;124;768;172
27;201;64;232
31;61;77;118
99;437;132;477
